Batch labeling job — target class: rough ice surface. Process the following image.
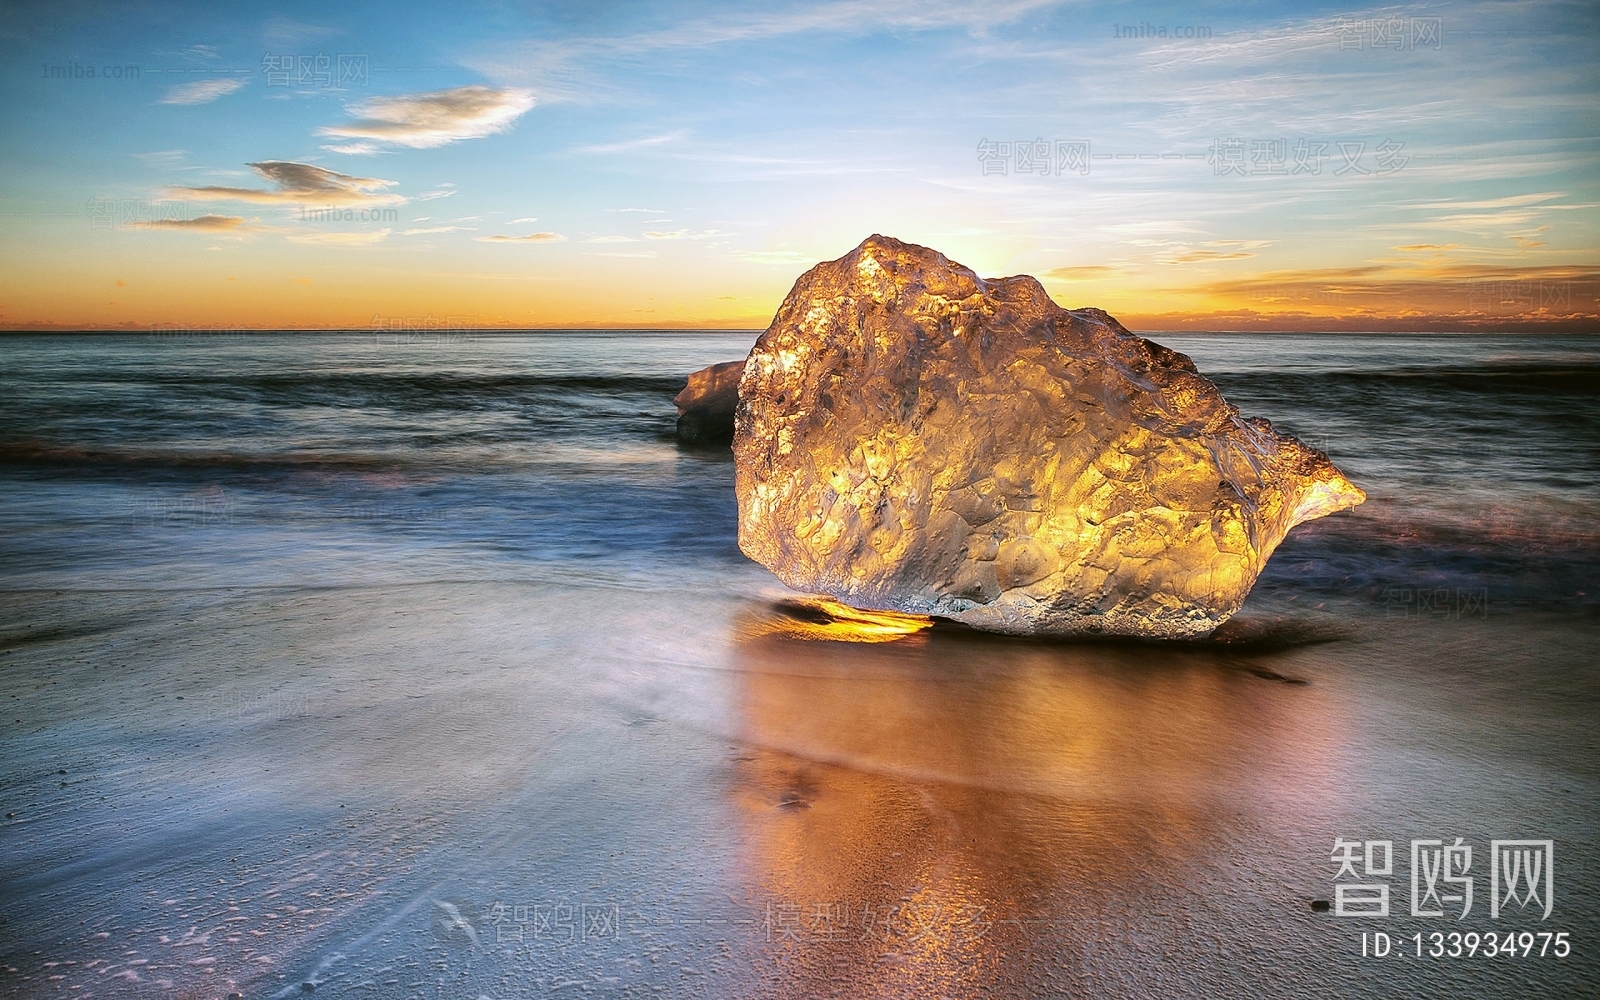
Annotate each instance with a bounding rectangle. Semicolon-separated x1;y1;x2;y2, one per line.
734;235;1367;638
674;359;744;445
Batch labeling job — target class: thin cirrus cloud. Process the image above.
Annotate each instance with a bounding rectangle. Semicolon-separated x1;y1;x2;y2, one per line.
319;85;535;151
125;214;251;231
642;229;723;240
160;77;247;105
287;229;393;246
1042;265;1119;281
131;149;187;168
321;142;381;156
171;161;404;207
476;232;566;243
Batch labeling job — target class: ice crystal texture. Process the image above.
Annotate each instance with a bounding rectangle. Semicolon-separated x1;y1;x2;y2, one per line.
734;235;1365;637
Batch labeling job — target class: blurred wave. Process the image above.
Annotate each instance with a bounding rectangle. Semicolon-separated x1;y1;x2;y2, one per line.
0;331;1595;610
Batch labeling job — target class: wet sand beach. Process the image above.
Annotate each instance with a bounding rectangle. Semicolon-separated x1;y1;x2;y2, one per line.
1;581;1595;998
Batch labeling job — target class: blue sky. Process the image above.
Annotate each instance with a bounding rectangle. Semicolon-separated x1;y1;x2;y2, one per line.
1;0;1595;329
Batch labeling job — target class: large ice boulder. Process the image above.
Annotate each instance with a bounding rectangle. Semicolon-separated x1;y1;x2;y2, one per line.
733;235;1365;638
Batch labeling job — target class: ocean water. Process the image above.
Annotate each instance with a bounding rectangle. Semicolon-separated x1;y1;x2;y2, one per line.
0;330;1596;998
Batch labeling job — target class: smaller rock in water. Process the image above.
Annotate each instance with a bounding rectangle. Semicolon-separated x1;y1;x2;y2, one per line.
674;360;745;445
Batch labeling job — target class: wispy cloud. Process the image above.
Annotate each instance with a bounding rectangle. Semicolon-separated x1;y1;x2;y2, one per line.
417;185;457;201
476;232;566;243
321;142;381;156
1164;249;1260;263
263;17;341;46
474;0;1068;100
609;207;664;213
1042;265;1118;280
172;161;404;207
573;132;688;155
286;228;392;246
510;216;538;224
642;228;724;240
1407;192;1568;211
320;85;535;150
1146;240;1275;265
161;77;246;105
401;225;468;236
131;149;187;168
126;214;251;231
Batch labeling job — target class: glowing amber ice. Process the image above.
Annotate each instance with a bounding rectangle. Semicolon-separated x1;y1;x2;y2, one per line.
733;235;1366;638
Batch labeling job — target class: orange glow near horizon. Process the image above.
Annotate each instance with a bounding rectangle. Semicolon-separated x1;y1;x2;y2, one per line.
6;250;1595;333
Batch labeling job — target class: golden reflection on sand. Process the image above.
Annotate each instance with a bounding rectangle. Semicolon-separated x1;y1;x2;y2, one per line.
725;602;1349;997
741;595;935;643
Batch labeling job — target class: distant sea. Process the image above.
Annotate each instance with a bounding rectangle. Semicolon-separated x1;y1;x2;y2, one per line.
1;330;1596;999
1;331;1595;605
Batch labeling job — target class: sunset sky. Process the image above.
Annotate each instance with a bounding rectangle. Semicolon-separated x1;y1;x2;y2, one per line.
1;0;1595;331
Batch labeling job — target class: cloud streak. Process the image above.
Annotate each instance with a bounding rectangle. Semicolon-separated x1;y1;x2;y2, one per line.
320;86;535;150
160;77;246;105
286;228;392;246
126;214;250;231
172;161;404;207
476;232;566;243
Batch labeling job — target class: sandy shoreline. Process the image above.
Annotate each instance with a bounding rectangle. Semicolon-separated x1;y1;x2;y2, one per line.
2;580;1594;998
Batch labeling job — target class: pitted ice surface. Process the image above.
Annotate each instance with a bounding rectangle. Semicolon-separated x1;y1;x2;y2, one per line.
733;235;1365;638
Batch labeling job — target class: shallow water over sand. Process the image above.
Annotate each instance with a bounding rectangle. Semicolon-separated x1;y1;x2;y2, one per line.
1;332;1597;997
